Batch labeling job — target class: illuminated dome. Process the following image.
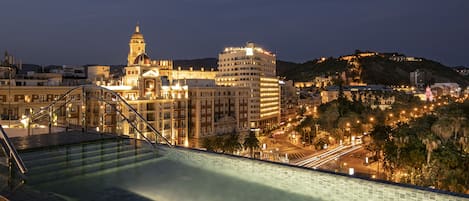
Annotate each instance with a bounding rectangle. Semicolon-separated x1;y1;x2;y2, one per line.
134;53;151;65
131;25;144;40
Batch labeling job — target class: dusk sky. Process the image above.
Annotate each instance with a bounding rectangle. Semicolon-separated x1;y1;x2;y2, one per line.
1;0;468;66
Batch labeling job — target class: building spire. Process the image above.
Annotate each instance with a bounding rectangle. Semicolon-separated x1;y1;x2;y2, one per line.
135;23;140;33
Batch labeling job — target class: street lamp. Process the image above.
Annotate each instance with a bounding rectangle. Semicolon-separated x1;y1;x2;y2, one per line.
8;67;11;128
0;66;14;128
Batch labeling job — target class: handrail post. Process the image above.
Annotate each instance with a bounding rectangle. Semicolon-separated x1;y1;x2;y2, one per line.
100;89;105;134
27;117;31;136
81;86;87;133
8;151;12;177
48;107;52;135
8;151;13;189
65;98;69;132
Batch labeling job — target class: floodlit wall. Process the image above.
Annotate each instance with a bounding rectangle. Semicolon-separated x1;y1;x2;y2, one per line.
167;148;468;201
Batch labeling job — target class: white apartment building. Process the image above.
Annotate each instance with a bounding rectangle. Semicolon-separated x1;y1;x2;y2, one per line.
216;42;280;131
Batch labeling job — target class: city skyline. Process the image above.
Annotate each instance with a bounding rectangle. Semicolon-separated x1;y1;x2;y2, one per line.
1;2;469;199
1;0;468;67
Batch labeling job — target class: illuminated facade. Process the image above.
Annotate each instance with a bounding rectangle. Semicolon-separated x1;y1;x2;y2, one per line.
105;25;188;145
187;81;250;147
0;86;73;122
172;67;216;80
216;42;280;130
321;85;395;110
87;65;110;83
279;80;298;122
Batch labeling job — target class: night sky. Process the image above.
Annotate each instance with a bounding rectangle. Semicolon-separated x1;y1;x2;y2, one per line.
1;0;468;66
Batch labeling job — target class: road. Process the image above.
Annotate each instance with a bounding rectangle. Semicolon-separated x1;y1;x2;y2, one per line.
292;144;362;169
258;132;316;162
260;125;383;179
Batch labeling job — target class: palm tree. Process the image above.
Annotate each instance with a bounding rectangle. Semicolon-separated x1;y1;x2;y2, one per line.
202;137;214;151
224;134;242;154
431;117;453;142
458;136;469;153
243;131;260;158
367;124;392;177
394;130;409;161
213;135;225;153
422;135;441;165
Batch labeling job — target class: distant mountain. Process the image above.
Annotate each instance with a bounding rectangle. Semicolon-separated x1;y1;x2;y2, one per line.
276;59;348;81
359;56;469;86
276;53;469;87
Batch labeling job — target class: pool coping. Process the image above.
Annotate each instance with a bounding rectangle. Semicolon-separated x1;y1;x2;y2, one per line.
169;144;469;199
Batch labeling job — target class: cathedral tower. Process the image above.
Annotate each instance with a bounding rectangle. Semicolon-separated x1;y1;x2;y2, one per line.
127;24;146;66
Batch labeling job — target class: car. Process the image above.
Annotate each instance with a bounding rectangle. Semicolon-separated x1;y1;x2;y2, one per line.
355;136;362;144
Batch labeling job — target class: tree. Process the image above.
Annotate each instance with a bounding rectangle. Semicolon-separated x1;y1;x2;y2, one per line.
367;124;392;177
392;122;410;161
243;131;260;158
431;117;454;142
224;134;242;154
202;137;214;151
213;135;225;153
314;137;329;150
421;134;440;165
298;106;306;116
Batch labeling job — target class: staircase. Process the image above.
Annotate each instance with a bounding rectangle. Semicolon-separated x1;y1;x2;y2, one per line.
20;138;158;185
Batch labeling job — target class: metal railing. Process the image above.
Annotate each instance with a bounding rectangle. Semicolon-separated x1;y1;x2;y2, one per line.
27;85;173;148
29;86;79;123
0;126;27;175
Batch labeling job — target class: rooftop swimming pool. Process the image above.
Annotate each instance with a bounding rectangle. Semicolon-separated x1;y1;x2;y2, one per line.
33;156;316;201
13;139;469;201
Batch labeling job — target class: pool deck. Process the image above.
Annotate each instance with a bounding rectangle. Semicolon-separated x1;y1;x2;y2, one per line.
10;131;119;151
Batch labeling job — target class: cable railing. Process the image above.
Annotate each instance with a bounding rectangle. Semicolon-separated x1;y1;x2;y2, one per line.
26;85;174;148
92;97;157;149
0;126;27;175
29;86;79;123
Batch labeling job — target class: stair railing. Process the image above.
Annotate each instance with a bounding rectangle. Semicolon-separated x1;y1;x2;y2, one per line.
26;85;173;148
0;126;27;175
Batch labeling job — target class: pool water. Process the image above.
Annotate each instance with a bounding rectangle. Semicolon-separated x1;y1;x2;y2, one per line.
34;158;315;201
20;139;315;201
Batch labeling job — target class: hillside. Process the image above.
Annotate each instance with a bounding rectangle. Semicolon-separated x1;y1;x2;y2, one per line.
359;56;469;86
277;59;348;81
276;53;469;87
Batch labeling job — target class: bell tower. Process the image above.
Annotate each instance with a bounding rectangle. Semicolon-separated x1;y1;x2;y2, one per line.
127;24;146;66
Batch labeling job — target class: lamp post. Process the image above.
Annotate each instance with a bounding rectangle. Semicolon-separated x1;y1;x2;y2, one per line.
346;122;351;144
0;66;13;128
8;67;11;128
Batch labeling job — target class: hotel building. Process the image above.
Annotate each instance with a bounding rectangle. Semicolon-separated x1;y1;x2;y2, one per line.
186;79;250;147
216;42;280;131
